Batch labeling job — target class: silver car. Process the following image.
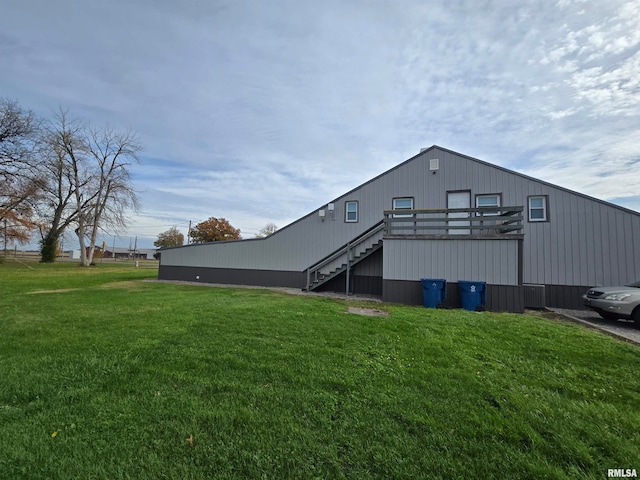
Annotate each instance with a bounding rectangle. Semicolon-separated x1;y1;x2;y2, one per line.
582;281;640;322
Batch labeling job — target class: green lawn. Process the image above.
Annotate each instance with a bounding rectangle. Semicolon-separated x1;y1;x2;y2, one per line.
0;263;639;479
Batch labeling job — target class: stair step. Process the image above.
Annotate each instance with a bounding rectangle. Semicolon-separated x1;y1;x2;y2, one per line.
307;231;384;291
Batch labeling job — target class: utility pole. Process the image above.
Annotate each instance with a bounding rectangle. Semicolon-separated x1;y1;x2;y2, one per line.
133;236;138;266
187;220;192;245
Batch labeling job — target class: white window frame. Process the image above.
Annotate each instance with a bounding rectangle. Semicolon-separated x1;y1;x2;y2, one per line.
392;197;414;218
475;194;501;216
345;201;358;223
528;195;548;222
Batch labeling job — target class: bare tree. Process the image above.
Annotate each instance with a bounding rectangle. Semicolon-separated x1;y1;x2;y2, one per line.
38;109;141;265
37;110;86;262
78;126;141;265
255;222;278;238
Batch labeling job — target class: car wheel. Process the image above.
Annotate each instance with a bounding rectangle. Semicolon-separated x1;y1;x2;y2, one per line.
632;307;640;324
598;311;619;320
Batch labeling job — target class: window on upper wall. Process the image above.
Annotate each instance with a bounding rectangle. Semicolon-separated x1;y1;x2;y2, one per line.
345;201;358;223
392;197;414;217
528;195;548;222
475;194;501;216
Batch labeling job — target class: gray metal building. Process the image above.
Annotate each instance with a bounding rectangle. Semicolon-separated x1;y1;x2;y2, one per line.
158;146;640;312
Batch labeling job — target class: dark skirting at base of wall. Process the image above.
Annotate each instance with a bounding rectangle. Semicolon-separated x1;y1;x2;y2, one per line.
382;279;525;313
158;265;306;289
159;266;590;312
381;280;592;312
544;284;591;310
314;274;383;296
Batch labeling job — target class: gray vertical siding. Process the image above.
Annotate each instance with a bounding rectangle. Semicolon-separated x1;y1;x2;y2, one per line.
161;146;640;290
383;238;520;285
353;248;383;276
521;186;640;286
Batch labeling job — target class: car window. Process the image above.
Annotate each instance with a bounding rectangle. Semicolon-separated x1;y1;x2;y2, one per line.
626;281;640;288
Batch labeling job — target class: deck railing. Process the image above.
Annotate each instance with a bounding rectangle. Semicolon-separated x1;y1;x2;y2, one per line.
383;206;524;237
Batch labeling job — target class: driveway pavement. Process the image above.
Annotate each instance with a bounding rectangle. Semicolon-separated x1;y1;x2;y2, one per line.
549;308;640;345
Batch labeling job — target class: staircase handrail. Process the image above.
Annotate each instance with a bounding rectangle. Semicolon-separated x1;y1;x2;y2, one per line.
306;220;384;290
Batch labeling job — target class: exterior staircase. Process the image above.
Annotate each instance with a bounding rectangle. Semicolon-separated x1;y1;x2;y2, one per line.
306;221;384;292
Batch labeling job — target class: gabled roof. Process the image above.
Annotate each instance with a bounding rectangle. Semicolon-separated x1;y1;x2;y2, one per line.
275;144;640;236
165;145;639;251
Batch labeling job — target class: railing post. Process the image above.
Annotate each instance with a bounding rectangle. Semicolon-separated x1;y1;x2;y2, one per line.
345;242;351;297
305;220;384;293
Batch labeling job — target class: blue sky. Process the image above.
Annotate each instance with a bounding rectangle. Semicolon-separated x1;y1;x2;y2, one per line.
1;0;639;249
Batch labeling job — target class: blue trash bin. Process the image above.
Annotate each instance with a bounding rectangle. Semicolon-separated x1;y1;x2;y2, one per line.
420;278;447;308
458;280;486;311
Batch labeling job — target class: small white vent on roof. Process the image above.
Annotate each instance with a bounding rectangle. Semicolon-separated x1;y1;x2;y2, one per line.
420;147;428;153
430;158;440;171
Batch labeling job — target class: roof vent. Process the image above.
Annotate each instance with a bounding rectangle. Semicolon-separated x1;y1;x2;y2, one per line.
430;158;440;171
420;147;428;153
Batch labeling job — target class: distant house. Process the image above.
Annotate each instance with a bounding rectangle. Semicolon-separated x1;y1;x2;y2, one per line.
85;245;103;257
158;146;640;313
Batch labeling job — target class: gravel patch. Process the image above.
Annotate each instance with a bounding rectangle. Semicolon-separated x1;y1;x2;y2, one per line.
549;308;640;345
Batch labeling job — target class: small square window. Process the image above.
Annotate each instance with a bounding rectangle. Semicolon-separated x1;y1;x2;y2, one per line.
528;195;548;222
345;201;358;223
475;194;501;216
392;197;414;218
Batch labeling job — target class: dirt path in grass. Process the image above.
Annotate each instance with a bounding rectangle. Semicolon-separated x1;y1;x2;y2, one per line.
347;307;389;317
26;288;79;294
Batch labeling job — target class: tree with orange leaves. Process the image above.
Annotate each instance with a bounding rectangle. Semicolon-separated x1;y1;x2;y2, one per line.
189;217;241;243
0;98;42;246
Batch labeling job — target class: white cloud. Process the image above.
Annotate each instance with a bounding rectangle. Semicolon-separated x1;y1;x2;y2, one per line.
0;0;639;249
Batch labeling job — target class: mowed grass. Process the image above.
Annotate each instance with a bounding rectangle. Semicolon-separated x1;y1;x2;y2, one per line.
0;264;639;479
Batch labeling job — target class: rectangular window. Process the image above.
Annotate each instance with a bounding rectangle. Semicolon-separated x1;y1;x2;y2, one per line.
528;195;548;222
345;201;358;223
475;194;501;216
392;197;414;217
